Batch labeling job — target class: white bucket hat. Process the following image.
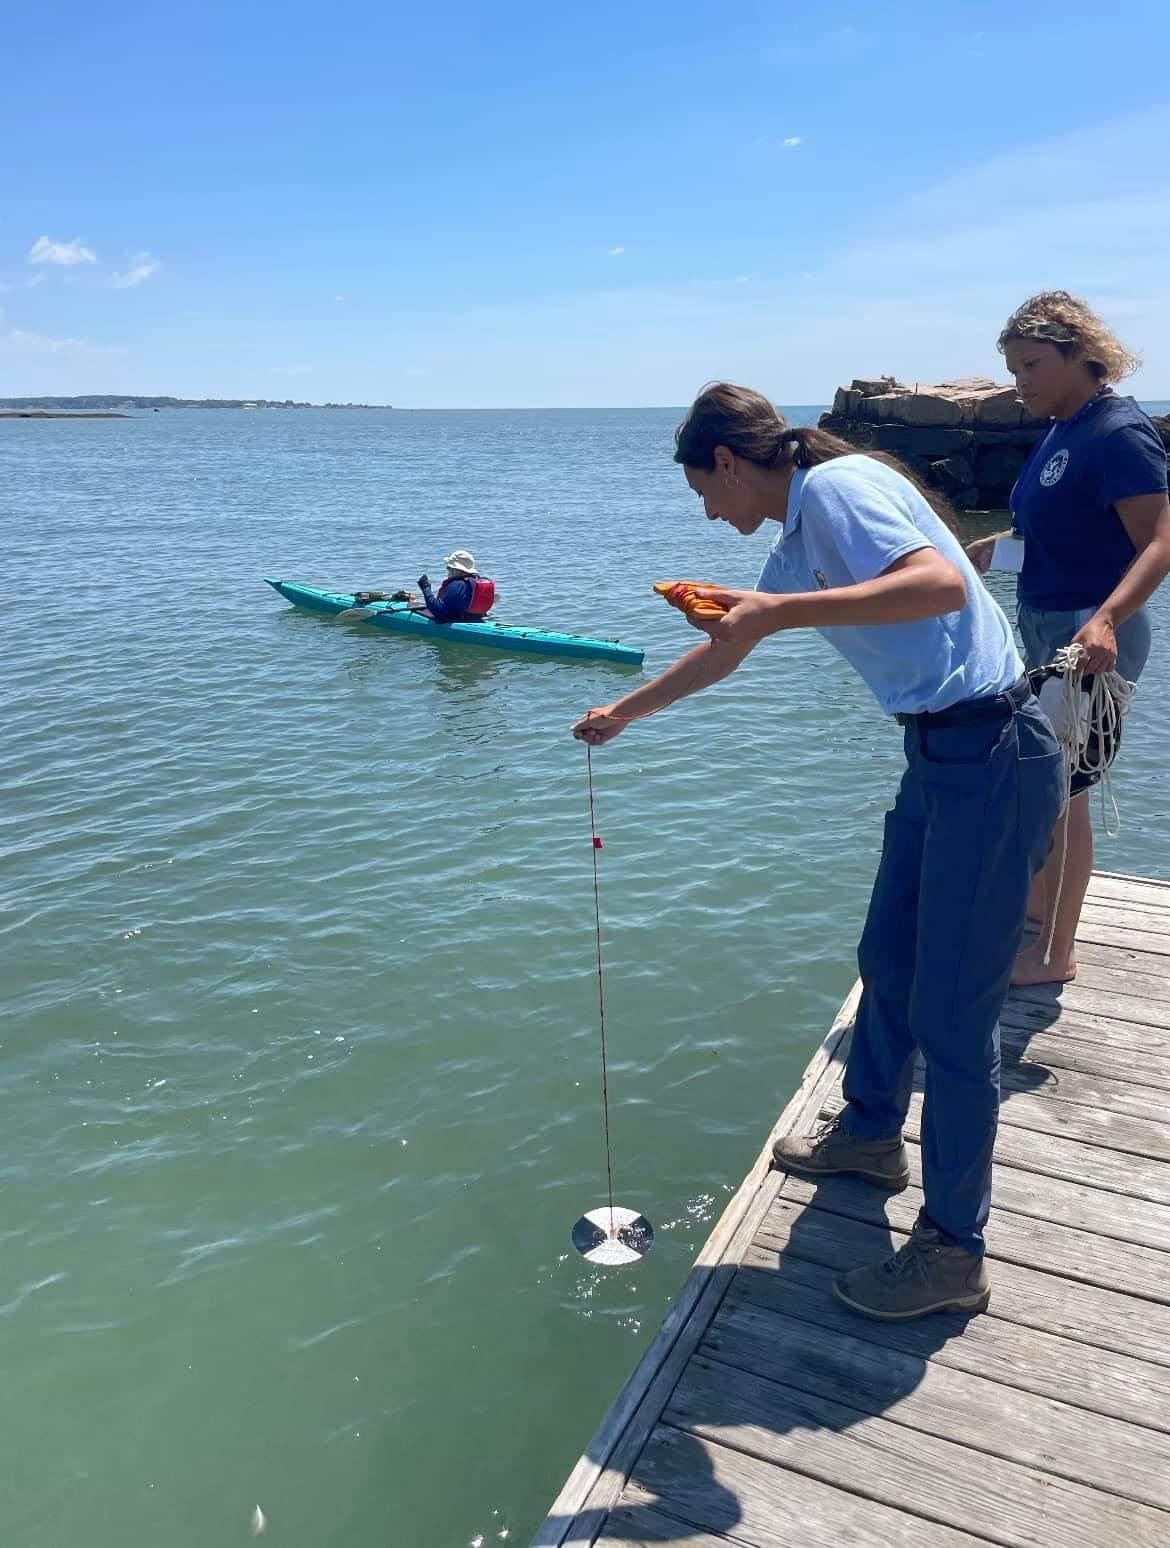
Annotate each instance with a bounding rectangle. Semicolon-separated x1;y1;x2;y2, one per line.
443;549;477;575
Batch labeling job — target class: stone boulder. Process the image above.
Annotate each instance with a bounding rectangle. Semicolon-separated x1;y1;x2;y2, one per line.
974;385;1028;428
819;379;1169;509
873;425;974;457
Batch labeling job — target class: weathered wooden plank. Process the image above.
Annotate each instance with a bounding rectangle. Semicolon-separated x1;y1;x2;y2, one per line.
906;1140;1170;1260
1009;979;1170;1033
1001;1024;1170;1087
596;1499;754;1548
1075;936;1170;976
1081;898;1170;930
703;1298;1170;1512
670;1354;1170;1548
1071;917;1170;958
1001;1056;1170;1125
1070;955;1170;1000
1089;871;1170;903
825;1080;1170;1163
821;1090;1170;1192
730;1231;1170;1431
1083;891;1170;910
997;1084;1170;1159
1000;1021;1170;1091
773;1165;1170;1302
1000;997;1170;1054
748;1197;1170;1370
628;1425;986;1548
532;985;861;1547
898;1042;1170;1122
976;1111;1170;1204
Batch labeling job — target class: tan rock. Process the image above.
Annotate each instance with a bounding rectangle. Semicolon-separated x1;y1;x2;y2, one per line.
864;393;902;421
832;386;866;417
851;376;904;398
886;392;964;428
974;386;1026;428
932;376;999;395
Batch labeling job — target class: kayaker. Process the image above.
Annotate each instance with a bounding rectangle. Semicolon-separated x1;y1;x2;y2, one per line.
417;550;496;623
572;382;1064;1323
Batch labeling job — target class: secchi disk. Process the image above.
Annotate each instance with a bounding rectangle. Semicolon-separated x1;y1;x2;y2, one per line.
571;1206;654;1266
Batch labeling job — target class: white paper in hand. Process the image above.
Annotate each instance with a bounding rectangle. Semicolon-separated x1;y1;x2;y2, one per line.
990;535;1025;573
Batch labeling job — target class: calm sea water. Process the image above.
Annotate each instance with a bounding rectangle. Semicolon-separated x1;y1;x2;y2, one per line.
3;406;1168;1547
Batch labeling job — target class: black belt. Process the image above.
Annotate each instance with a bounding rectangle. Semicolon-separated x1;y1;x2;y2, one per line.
895;676;1032;729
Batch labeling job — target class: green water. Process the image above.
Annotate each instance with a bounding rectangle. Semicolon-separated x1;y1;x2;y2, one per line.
2;408;1168;1546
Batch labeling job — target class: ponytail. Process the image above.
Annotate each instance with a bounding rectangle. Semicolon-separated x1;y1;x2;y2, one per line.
674;383;956;530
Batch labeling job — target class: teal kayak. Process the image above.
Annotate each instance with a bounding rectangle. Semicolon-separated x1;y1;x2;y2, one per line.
265;580;644;666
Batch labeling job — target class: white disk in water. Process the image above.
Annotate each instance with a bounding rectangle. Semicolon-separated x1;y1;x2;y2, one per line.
571;1206;654;1266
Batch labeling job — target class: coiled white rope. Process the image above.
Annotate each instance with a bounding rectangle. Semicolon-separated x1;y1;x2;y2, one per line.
1039;644;1136;965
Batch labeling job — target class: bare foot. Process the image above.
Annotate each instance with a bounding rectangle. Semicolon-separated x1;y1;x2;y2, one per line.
1011;941;1077;987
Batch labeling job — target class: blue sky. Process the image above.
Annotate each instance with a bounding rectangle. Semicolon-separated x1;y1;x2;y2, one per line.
3;0;1169;406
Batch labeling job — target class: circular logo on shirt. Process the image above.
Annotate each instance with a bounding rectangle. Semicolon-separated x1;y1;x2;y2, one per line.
1039;449;1070;487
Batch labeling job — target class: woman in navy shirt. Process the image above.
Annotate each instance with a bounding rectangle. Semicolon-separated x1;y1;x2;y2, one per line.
969;292;1170;986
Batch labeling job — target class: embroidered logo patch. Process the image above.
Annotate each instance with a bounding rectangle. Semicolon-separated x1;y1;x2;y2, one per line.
1039;449;1069;487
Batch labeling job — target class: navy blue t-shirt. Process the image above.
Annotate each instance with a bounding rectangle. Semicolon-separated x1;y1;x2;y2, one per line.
1010;393;1168;611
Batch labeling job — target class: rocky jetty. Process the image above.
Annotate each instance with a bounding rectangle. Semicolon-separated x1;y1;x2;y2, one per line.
819;377;1170;511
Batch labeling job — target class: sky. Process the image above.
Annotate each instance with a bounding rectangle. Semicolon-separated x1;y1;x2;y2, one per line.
2;0;1169;407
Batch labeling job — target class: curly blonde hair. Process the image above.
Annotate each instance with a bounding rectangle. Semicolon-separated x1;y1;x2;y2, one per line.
997;291;1140;382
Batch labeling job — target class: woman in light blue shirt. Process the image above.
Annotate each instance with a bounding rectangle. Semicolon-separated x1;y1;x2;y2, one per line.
573;382;1063;1323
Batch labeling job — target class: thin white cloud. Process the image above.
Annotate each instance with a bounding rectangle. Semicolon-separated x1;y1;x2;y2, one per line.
109;252;162;289
29;235;97;266
782;136;802;148
1;328;125;356
607;246;625;257
25;272;47;289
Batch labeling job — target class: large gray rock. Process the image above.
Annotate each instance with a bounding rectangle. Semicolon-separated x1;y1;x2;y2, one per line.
976;444;1030;502
974;385;1027;428
832;386;865;418
930;455;978;508
886;393;964;428
816;374;1170;507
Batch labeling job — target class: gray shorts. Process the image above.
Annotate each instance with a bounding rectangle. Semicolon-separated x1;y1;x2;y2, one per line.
1017;603;1152;684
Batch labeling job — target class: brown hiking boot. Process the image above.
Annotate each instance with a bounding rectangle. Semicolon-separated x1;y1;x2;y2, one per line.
834;1221;991;1321
772;1114;909;1191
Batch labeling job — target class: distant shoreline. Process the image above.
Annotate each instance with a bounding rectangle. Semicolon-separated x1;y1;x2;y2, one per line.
1;409;129;419
0;396;390;413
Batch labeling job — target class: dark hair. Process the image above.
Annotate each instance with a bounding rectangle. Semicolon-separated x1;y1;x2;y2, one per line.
673;381;956;527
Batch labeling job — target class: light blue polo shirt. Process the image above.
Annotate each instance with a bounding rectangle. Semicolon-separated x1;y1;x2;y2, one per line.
757;457;1022;715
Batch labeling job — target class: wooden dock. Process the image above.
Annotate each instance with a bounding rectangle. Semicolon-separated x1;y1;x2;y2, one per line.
535;870;1170;1547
